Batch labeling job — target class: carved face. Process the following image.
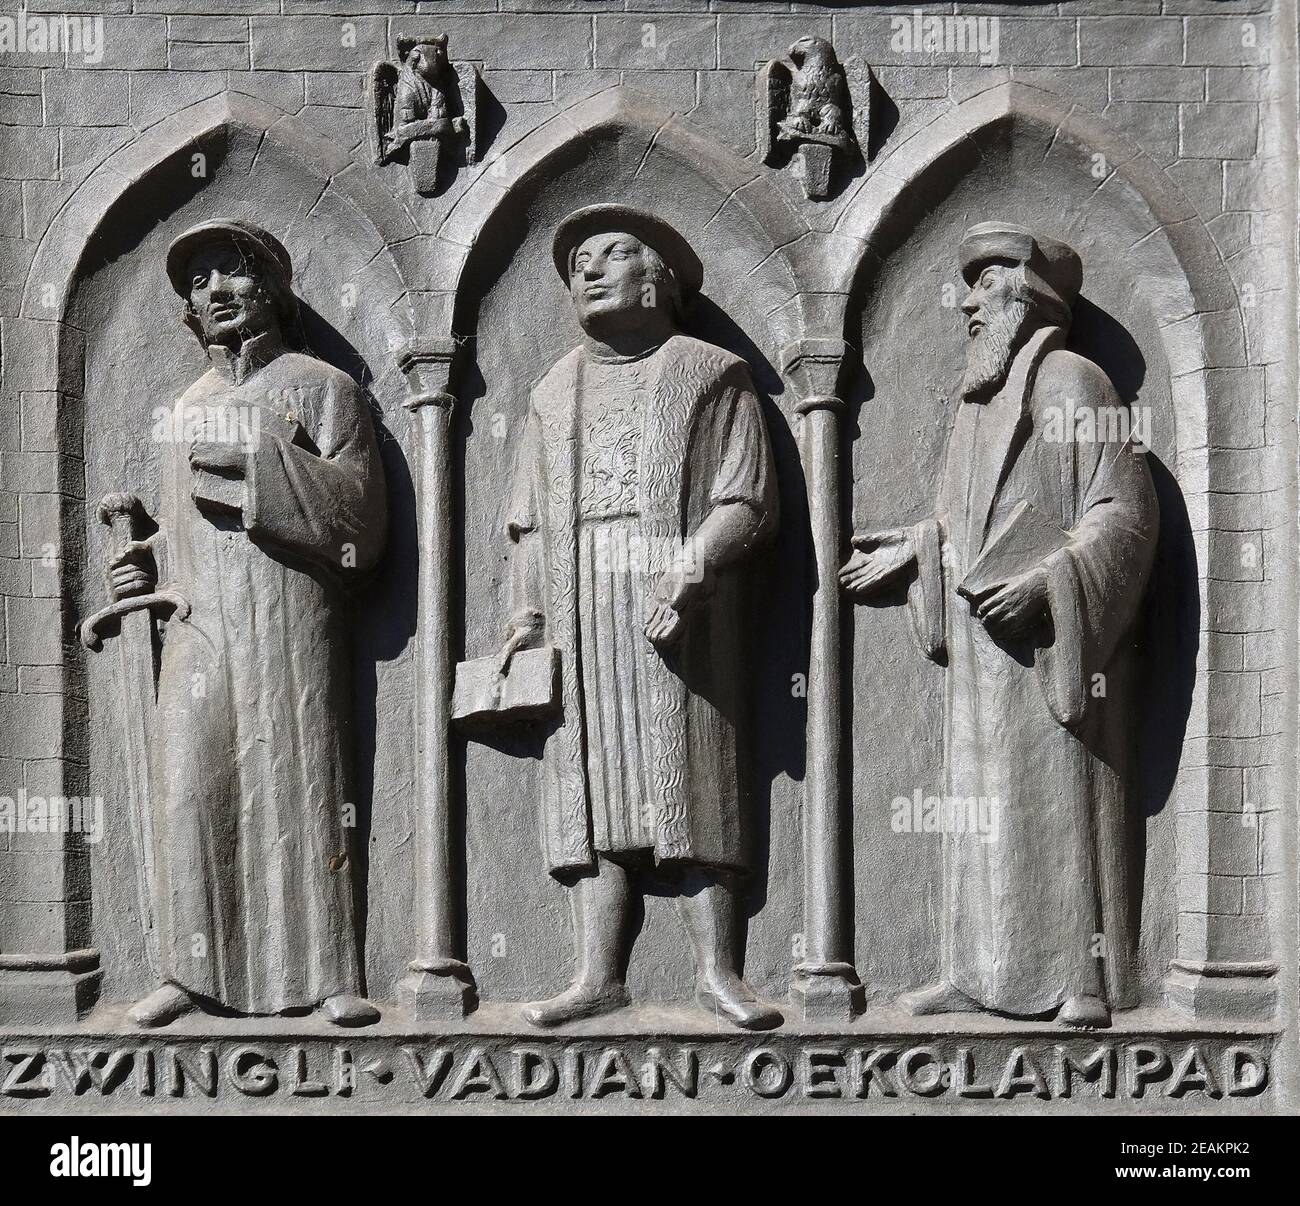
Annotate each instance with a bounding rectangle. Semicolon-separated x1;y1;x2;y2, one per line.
959;261;1031;401
185;241;280;347
569;232;671;332
407;41;447;80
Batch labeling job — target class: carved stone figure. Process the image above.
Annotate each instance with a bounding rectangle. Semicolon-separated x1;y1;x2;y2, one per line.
760;36;869;200
369;34;478;197
841;222;1159;1029
497;205;780;1029
102;221;388;1028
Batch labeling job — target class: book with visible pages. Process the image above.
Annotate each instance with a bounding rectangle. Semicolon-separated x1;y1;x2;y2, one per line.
957;499;1069;602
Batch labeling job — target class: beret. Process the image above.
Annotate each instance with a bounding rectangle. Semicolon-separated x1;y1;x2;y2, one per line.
958;220;1082;313
166;220;292;298
553;204;703;299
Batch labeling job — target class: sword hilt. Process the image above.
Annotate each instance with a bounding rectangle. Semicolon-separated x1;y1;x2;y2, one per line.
98;490;151;601
99;491;145;552
80;589;190;651
81;492;190;651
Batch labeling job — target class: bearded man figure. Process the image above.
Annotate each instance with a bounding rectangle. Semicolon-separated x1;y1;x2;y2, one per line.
500;205;780;1030
840;222;1158;1028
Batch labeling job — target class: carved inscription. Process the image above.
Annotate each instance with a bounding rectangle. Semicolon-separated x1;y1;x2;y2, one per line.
0;1039;1270;1107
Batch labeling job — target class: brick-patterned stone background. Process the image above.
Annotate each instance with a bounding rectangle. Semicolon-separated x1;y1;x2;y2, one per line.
0;0;1292;1017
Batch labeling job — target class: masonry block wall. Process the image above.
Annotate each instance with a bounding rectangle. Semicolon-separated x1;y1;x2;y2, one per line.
0;0;1293;1021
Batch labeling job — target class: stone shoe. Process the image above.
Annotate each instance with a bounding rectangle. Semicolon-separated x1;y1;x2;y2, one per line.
896;981;978;1016
696;972;782;1031
521;981;631;1027
127;983;197;1029
1058;994;1111;1030
319;994;381;1027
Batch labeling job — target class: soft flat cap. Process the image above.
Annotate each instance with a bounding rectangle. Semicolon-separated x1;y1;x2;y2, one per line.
552;204;704;298
958;220;1082;313
166;220;293;298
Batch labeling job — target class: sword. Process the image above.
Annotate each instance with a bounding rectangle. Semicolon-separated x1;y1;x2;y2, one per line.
79;493;190;981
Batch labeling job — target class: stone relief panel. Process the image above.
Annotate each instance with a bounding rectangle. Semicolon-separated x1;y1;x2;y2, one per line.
0;1;1291;1121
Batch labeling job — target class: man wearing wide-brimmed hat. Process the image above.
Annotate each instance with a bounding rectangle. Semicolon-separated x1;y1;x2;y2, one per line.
498;204;781;1029
107;219;388;1028
841;221;1158;1029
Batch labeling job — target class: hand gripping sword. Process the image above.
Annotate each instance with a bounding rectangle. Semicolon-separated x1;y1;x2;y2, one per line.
79;493;190;980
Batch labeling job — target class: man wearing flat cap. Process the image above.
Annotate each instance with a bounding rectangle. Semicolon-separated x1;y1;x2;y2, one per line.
106;220;388;1027
499;205;780;1028
841;221;1158;1028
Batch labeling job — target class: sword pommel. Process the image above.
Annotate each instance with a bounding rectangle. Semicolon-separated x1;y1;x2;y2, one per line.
98;492;145;538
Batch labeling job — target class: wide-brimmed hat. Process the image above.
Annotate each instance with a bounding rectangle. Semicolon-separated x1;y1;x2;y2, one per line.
958;221;1082;315
166;220;293;297
552;204;704;298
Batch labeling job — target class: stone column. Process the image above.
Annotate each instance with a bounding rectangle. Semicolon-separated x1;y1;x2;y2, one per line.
1162;375;1280;1022
395;336;476;1019
783;335;864;1022
0;323;101;1024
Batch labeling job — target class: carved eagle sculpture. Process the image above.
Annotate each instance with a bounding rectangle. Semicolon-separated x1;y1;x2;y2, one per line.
759;35;870;199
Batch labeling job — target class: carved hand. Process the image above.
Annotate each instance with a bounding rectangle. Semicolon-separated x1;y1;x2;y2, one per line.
973;567;1050;640
107;539;156;602
644;600;684;650
644;561;703;651
838;529;914;597
498;608;545;675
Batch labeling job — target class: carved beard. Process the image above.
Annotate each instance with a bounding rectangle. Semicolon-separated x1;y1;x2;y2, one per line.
959;296;1031;402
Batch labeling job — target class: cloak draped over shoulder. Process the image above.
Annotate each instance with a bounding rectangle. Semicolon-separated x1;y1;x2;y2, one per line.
902;325;1158;1015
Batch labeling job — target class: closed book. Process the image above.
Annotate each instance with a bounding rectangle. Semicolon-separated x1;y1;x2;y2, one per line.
958;500;1068;602
190;410;308;515
452;645;560;724
191;469;244;514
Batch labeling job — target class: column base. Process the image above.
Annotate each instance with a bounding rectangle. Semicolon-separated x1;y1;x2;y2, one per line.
0;950;101;1025
398;958;478;1021
1163;960;1278;1021
788;961;865;1023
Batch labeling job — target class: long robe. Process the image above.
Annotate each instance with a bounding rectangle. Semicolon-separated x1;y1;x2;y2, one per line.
151;336;387;1014
507;334;777;877
902;323;1157;1014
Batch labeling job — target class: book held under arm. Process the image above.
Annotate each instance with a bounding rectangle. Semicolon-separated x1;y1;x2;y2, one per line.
957;499;1069;604
191;409;309;516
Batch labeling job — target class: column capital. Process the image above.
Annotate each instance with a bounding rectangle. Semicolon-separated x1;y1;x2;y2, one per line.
397;336;459;413
781;336;853;412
